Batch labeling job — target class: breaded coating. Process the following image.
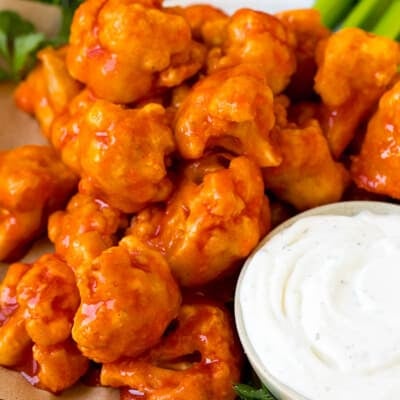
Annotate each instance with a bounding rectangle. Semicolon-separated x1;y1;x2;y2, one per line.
208;9;296;94
72;236;181;363
78;100;175;213
315;28;400;157
16;254;79;347
102;301;242;400
67;0;205;103
48;193;127;272
14;47;81;137
32;340;89;393
263;120;350;210
170;4;228;47
129;154;270;287
175;64;281;167
0;263;31;366
0;146;77;261
50;89;97;174
351;80;400;198
277;9;330;100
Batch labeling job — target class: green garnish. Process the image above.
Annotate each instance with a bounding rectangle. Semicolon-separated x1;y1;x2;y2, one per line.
234;383;277;400
0;0;83;82
0;11;45;81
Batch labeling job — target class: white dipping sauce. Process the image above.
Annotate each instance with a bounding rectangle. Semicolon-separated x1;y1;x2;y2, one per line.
238;211;400;400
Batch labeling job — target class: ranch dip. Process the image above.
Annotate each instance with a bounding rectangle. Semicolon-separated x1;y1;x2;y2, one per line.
238;211;400;400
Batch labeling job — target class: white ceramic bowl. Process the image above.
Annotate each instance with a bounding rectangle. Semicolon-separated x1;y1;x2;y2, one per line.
235;200;400;400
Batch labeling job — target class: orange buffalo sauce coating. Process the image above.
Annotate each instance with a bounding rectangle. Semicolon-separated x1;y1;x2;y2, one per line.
14;47;82;137
16;254;80;347
0;255;89;392
277;8;330;101
78;100;175;213
0;263;31;367
48;193;128;272
8;0;400;397
175;64;281;167
208;9;297;94
264;120;350;210
169;4;228;47
351;80;400;198
67;0;205;104
50;89;97;174
72;236;181;363
102;300;242;400
0;146;77;262
315;28;400;158
129;154;270;287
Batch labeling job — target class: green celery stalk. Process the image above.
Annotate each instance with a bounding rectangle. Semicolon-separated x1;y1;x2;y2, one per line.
341;0;393;30
372;0;400;39
314;0;359;29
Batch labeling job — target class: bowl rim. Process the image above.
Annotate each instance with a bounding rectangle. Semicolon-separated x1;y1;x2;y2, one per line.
234;200;400;400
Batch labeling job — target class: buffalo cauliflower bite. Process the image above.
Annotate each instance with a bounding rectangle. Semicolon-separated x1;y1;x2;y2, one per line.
0;263;31;366
72;235;181;363
277;9;330;101
0;146;77;262
129;154;270;287
314;28;400;157
16;254;80;347
351;80;400;198
78;100;175;213
174;64;281;167
101;301;242;400
48;193;128;272
208;9;296;94
32;340;89;393
263;120;350;210
50;89;97;174
169;4;228;47
14;47;82;137
67;0;205;103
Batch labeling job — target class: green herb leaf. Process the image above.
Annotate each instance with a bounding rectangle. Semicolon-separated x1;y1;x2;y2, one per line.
234;383;277;400
13;32;45;77
0;0;84;82
0;10;45;81
0;10;37;63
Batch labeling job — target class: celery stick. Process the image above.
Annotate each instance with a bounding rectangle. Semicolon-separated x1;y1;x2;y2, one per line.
314;0;359;29
341;0;392;30
372;0;400;39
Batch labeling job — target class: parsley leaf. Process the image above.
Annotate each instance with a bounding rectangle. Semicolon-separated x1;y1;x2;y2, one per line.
0;11;45;81
0;1;84;82
234;383;278;400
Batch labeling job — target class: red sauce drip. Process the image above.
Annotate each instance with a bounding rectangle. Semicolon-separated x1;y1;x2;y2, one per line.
0;288;19;327
14;348;40;387
121;387;146;399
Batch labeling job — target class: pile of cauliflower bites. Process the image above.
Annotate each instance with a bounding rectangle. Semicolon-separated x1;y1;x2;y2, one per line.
0;0;399;398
